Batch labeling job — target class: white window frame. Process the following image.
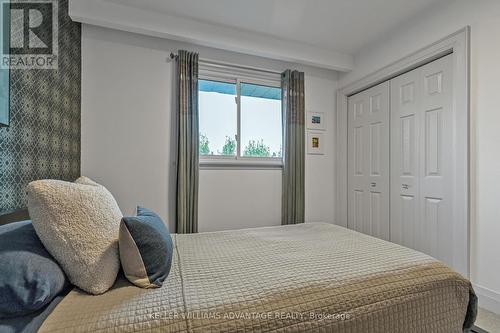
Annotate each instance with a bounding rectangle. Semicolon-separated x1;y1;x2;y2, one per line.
198;61;283;169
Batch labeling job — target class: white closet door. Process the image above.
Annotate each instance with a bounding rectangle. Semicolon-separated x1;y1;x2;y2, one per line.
347;82;390;240
390;54;453;265
390;68;420;249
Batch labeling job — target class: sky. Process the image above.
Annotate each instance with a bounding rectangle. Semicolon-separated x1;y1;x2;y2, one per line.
199;91;282;156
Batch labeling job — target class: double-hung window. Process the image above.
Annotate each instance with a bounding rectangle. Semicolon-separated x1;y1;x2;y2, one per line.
198;62;282;167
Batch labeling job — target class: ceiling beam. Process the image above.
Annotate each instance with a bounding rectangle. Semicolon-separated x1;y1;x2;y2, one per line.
69;0;354;72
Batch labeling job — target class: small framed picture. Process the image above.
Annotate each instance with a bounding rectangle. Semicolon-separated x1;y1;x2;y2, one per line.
307;131;324;155
307;111;325;131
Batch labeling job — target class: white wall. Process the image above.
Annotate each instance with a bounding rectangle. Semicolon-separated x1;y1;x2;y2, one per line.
198;169;282;232
339;0;500;314
81;25;337;233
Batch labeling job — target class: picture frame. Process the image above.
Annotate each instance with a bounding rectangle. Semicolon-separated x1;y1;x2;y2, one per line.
307;131;324;155
307;111;325;131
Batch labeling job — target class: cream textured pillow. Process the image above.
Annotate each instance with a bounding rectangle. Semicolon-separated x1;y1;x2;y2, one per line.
27;177;123;295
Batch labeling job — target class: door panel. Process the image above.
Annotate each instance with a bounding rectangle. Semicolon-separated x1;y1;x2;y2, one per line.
400;195;415;248
390;68;420;247
348;82;390;240
419;55;453;265
390;54;453;266
353;190;364;232
423;197;441;258
370;122;381;175
354;126;363;175
370;191;381;237
424;108;442;176
400;114;416;176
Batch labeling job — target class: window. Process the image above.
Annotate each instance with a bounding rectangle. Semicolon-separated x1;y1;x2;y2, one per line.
198;65;282;167
199;80;237;156
240;83;282;158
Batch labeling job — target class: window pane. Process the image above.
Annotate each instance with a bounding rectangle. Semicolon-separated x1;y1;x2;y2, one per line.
240;83;282;158
199;80;237;156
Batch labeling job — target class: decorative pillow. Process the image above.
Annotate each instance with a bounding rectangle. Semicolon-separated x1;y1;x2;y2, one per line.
119;207;174;288
0;220;70;318
27;177;123;295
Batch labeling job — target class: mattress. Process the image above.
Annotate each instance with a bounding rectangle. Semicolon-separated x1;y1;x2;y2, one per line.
39;223;476;332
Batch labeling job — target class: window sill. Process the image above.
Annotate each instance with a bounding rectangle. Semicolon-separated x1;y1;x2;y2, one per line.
199;157;283;170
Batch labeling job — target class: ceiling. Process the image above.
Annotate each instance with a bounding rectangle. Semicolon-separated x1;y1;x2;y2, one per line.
71;0;454;71
104;0;451;55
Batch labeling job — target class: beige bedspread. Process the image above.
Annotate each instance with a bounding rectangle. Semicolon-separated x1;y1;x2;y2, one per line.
40;223;476;332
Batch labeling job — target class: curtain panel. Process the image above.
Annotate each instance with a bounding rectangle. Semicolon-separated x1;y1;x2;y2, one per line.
281;70;305;225
176;50;199;233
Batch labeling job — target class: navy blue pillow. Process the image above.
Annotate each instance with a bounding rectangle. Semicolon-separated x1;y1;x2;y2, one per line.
119;207;173;288
0;220;70;318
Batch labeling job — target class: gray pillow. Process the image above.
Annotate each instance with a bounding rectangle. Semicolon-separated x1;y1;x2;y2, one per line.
27;177;123;295
0;220;70;318
120;207;173;288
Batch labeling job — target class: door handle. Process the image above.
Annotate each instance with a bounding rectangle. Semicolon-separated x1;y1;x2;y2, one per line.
370;182;376;187
402;184;410;190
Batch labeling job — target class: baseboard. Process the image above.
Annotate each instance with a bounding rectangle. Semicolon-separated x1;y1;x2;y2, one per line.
473;284;500;315
471;325;488;333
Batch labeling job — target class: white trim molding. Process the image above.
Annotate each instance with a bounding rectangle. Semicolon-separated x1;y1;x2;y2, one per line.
200;158;283;170
335;27;470;277
474;284;500;315
69;0;354;72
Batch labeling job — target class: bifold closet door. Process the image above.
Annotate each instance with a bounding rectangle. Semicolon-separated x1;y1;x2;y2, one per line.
390;54;453;265
347;82;390;240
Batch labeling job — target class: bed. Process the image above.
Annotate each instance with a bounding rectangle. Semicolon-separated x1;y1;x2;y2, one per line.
29;222;476;333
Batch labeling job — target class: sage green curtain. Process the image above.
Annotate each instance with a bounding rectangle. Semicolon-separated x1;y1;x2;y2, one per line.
176;50;199;233
281;70;305;225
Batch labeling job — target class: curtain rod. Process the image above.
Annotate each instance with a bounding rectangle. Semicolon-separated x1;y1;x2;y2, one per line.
169;52;283;75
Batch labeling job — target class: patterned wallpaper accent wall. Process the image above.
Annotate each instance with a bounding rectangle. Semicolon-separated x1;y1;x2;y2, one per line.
0;0;81;213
